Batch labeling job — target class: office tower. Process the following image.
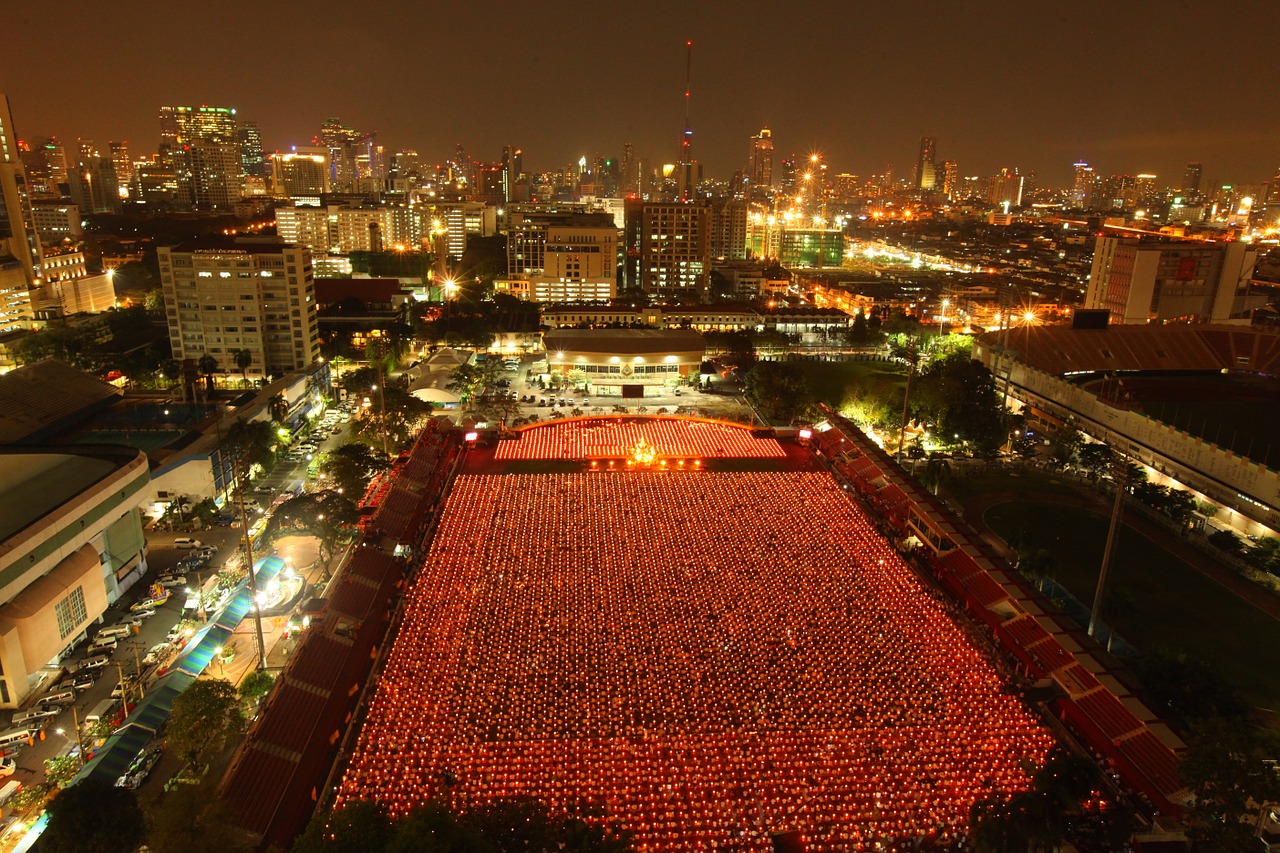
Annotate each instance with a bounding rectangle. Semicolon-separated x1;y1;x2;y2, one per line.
1132;174;1157;210
623;200;710;299
711;198;748;261
270;148;330;197
1182;162;1202;201
158;239;320;376
985;167;1023;207
160;105;241;210
1084;235;1258;324
131;161;181;207
940;160;958;200
318;117;365;191
749;128;774;190
76;138;98;164
108;141;132;189
1071;161;1094;208
504;209;618;302
0;94;45;291
67;158;122;214
916;136;937;191
238;120;265;178
30;202;83;243
391;149;422;181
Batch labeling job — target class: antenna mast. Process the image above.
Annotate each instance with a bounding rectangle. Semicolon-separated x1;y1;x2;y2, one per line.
681;39;693;201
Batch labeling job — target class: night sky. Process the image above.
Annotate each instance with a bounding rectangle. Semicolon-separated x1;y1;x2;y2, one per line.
4;0;1277;187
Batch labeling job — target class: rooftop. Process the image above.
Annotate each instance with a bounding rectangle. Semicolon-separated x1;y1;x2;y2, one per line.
0;448;129;542
543;327;706;354
0;360;123;444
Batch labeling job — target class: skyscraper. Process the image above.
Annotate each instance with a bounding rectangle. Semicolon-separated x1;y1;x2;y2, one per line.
1182;161;1202;201
916;136;937;191
1071;161;1094;208
749;128;774;190
160;105;241;210
0;95;44;287
108;141;132;189
238;120;265;178
940;160;958;200
270;148;330;197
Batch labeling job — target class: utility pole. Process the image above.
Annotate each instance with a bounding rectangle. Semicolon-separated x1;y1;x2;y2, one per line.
1088;452;1128;640
115;662;131;710
69;705;86;767
896;337;918;461
233;454;269;671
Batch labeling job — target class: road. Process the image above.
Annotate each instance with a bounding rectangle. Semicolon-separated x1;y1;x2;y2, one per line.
1;403;357;815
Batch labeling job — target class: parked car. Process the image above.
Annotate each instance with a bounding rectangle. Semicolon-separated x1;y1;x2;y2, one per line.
0;758;15;778
115;747;162;789
71;674;96;691
78;655;111;672
157;575;186;589
172;538;204;550
142;643;172;665
122;610;154;626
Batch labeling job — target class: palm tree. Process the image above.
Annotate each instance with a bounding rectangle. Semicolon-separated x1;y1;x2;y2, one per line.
919;454;952;495
232;349;253;388
197;354;219;397
268;393;289;425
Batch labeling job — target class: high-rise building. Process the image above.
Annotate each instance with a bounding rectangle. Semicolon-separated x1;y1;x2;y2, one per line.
158;239;320;377
916;136;937;191
1071;161;1094;208
502;210;618;302
160;105;241;210
749;128;774;191
940;160;958;200
238;120;265;178
76;138;98;164
108;141;132;190
624;201;710;299
711;199;747;261
1182;162;1202;201
985;168;1023;208
270;148;330;198
66;158;121;214
0;95;44;292
1084;235;1259;324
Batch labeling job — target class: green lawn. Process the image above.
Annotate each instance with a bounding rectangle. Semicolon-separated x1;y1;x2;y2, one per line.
985;502;1280;711
792;359;906;409
942;468;1084;504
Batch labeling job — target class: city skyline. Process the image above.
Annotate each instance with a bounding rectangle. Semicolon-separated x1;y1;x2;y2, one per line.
3;0;1278;186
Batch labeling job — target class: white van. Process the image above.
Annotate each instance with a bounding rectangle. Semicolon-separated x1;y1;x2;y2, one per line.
78;655;110;672
84;698;120;725
88;636;118;655
173;538;204;549
37;688;76;708
0;730;32;749
98;624;134;641
10;709;55;726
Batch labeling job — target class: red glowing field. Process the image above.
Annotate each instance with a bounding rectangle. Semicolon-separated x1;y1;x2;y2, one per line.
338;470;1053;850
493;417;786;460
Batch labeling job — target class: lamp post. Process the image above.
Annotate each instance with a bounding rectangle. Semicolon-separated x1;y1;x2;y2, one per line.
232;454;268;671
67;707;86;767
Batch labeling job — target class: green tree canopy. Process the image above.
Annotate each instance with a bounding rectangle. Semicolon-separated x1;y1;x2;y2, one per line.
168;678;244;769
743;361;810;424
265;489;360;565
41;779;145;853
319;442;389;497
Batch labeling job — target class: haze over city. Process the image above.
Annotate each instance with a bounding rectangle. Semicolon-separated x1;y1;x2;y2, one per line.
4;0;1279;185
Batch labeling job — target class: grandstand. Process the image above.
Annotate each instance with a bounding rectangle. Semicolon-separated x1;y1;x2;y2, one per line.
336;418;1061;850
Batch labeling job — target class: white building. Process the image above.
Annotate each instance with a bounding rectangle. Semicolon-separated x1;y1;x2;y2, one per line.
158;239;320;378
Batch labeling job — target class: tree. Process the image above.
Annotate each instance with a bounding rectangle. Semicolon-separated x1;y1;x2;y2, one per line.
148;777;253;853
232;348;254;387
44;754;81;787
41;778;145;853
350;387;432;450
197;353;220;395
743;361;810;424
238;669;276;704
1180;716;1280;851
389;803;495;853
1049;427;1083;468
265;489;360;566
223;418;278;473
167;678;244;769
161;357;183;388
292;800;395;853
269;393;290;424
1076;443;1112;482
145;287;166;312
319;443;389;497
341;365;381;396
918;455;952;495
912;355;1006;454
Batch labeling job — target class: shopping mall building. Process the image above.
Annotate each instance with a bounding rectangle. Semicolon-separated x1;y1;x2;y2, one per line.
0;446;151;706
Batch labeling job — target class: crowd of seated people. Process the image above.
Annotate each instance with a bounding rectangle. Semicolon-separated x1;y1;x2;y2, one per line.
339;471;1054;851
496;418;785;461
